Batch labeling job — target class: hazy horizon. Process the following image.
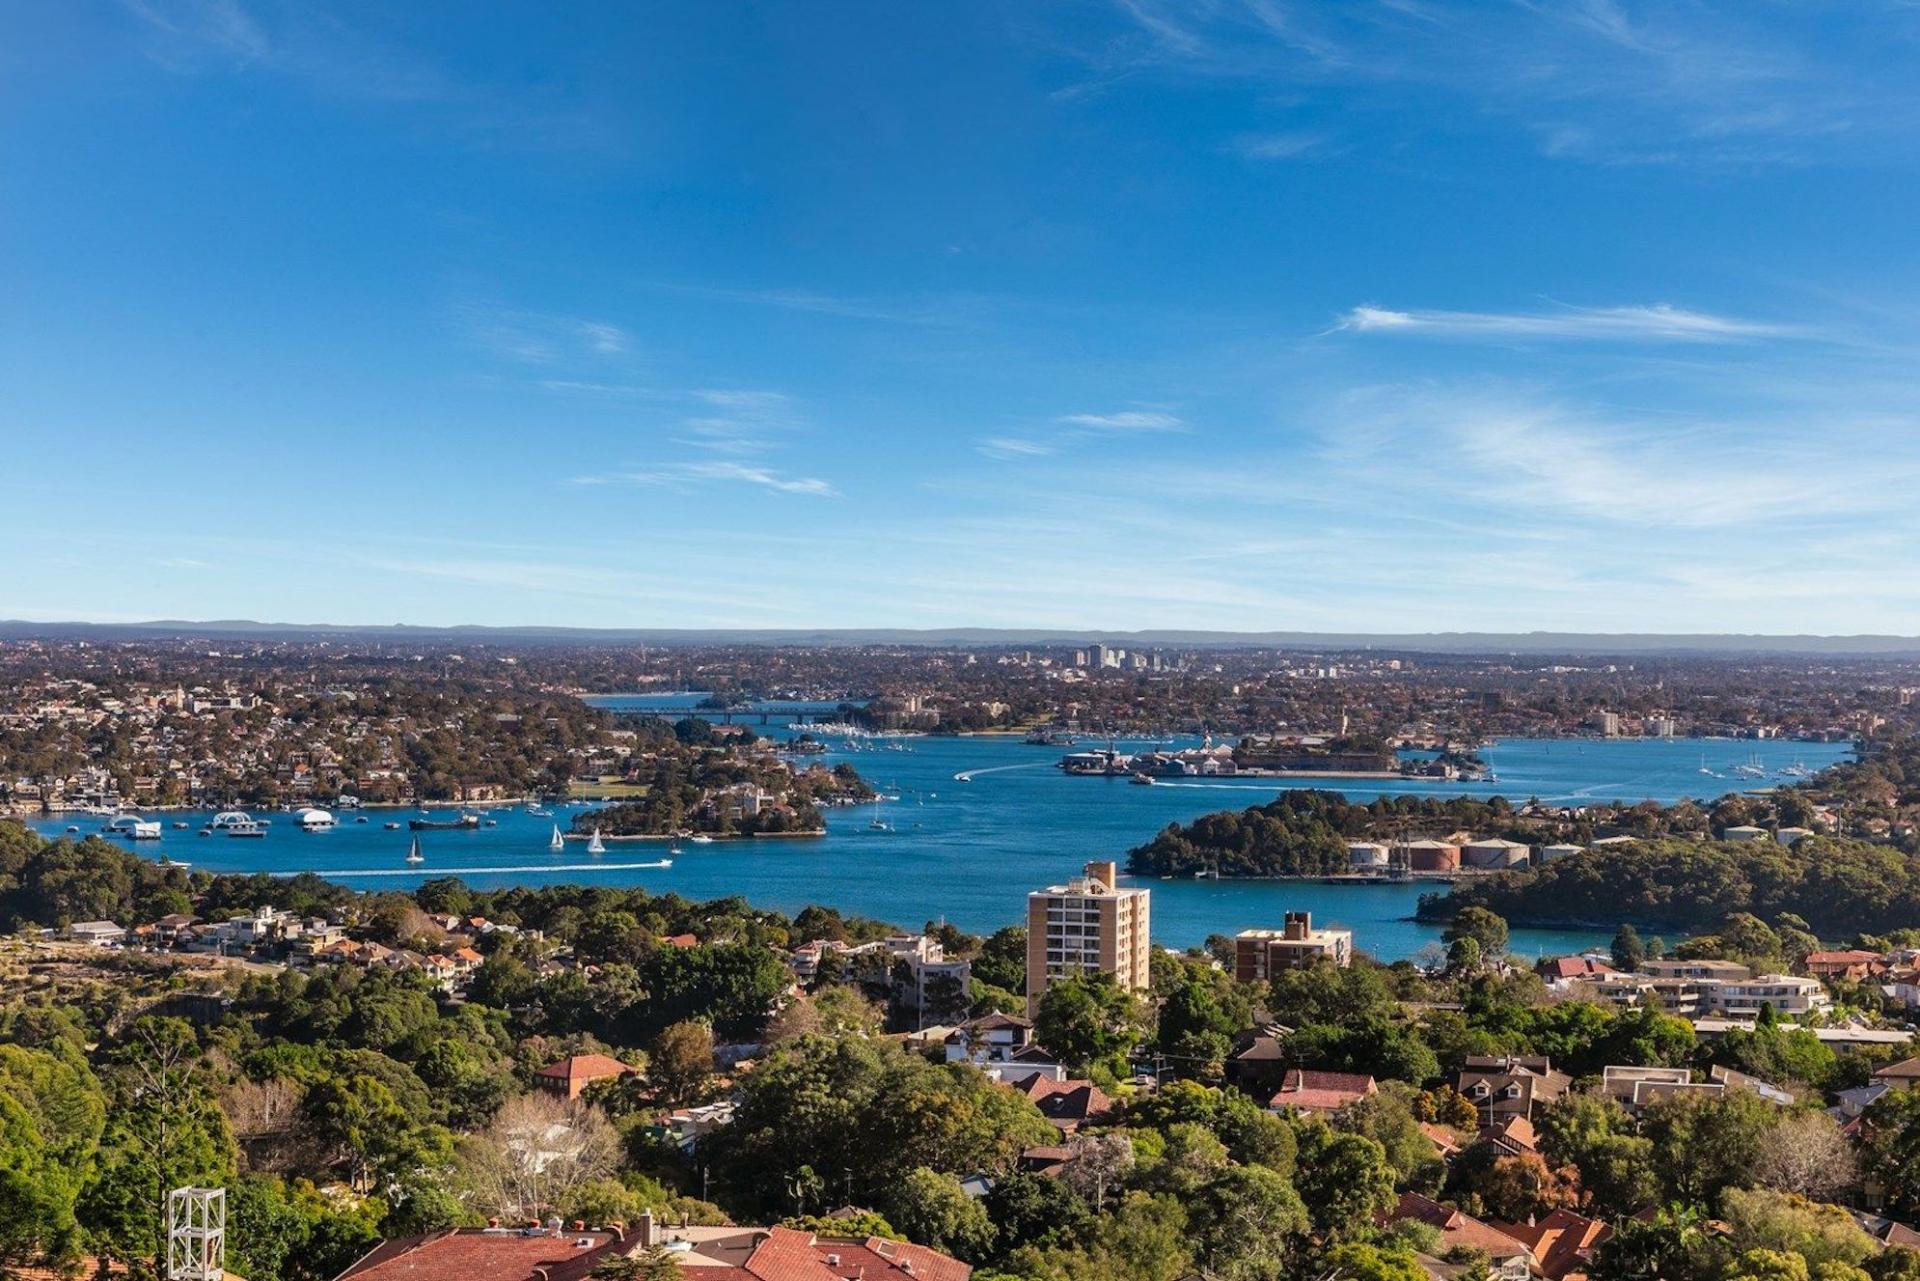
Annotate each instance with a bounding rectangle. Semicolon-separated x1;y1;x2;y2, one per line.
6;3;1920;631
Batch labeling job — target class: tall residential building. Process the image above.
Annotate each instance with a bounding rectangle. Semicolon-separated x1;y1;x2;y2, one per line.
1233;912;1353;981
1026;861;1151;1013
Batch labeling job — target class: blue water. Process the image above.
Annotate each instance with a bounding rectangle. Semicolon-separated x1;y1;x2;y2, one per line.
27;706;1849;961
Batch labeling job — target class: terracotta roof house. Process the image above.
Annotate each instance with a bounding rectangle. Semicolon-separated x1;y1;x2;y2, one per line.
334;1226;621;1281
334;1217;970;1281
1269;1068;1377;1116
1007;1073;1112;1135
534;1054;637;1100
1384;1193;1535;1280
1492;1209;1612;1281
1806;950;1882;979
1537;956;1614;982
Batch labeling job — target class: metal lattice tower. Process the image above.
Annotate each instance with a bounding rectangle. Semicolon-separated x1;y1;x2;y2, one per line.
167;1188;225;1281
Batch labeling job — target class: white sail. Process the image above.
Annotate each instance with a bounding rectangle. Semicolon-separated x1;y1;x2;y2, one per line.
587;826;605;854
549;823;565;852
405;836;424;864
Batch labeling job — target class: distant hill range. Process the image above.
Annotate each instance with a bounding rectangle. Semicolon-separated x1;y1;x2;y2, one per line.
4;618;1920;656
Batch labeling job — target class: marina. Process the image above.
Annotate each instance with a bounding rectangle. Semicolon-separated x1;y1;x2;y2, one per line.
30;705;1851;960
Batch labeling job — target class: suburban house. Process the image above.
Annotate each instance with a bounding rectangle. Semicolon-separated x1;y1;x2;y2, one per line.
1458;1056;1571;1125
533;1053;637;1100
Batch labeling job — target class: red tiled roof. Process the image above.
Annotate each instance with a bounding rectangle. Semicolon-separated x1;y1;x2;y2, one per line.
337;1228;619;1281
663;933;700;949
1386;1193;1533;1263
1270;1068;1377;1113
533;1054;634;1084
1538;957;1614;980
1493;1209;1611;1281
1009;1075;1112;1131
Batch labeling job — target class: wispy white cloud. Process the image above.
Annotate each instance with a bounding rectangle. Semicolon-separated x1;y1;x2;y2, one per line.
1088;0;1920;166
1332;302;1796;343
573;462;838;498
1058;410;1186;430
460;304;633;365
977;437;1057;460
1230;130;1333;160
1313;382;1914;530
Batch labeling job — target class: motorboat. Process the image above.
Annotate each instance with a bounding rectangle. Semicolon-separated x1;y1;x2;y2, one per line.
409;813;480;831
384;821;401;830
688;833;715;844
224;819;267;838
295;808;336;831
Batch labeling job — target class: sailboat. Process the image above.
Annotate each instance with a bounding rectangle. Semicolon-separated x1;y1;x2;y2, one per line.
405;836;424;865
868;797;891;832
587;827;606;854
549;824;565;853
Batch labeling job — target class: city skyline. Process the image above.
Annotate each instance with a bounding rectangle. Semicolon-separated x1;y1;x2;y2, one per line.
6;2;1920;631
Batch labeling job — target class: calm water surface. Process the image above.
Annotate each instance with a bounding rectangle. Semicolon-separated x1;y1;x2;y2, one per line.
31;695;1849;961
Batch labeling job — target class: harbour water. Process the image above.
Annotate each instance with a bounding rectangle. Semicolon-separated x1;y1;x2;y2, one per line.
25;696;1850;960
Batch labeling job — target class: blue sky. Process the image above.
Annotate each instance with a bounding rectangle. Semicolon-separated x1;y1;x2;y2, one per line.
5;1;1920;632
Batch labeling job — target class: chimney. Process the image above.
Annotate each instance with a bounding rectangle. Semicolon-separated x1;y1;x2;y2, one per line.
634;1210;656;1249
1082;861;1117;889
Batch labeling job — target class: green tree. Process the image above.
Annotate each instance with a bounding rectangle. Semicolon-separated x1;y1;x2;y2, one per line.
1611;925;1647;972
77;1020;238;1270
1860;1091;1920;1219
1186;1164;1309;1281
1445;908;1510;961
883;1168;994;1261
649;1021;714;1108
1324;1241;1434;1281
1034;974;1147;1074
1292;1120;1396;1242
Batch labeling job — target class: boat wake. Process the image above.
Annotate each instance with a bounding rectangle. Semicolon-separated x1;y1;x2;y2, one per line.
276;861;674;877
953;762;1050;782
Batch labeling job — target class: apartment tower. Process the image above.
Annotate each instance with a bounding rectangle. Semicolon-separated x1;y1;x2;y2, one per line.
1025;860;1151;1014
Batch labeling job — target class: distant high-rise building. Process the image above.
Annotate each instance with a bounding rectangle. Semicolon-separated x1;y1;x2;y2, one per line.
1026;861;1151;1013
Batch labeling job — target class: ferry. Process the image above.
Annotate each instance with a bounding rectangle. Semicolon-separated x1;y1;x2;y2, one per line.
295;808;336;831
